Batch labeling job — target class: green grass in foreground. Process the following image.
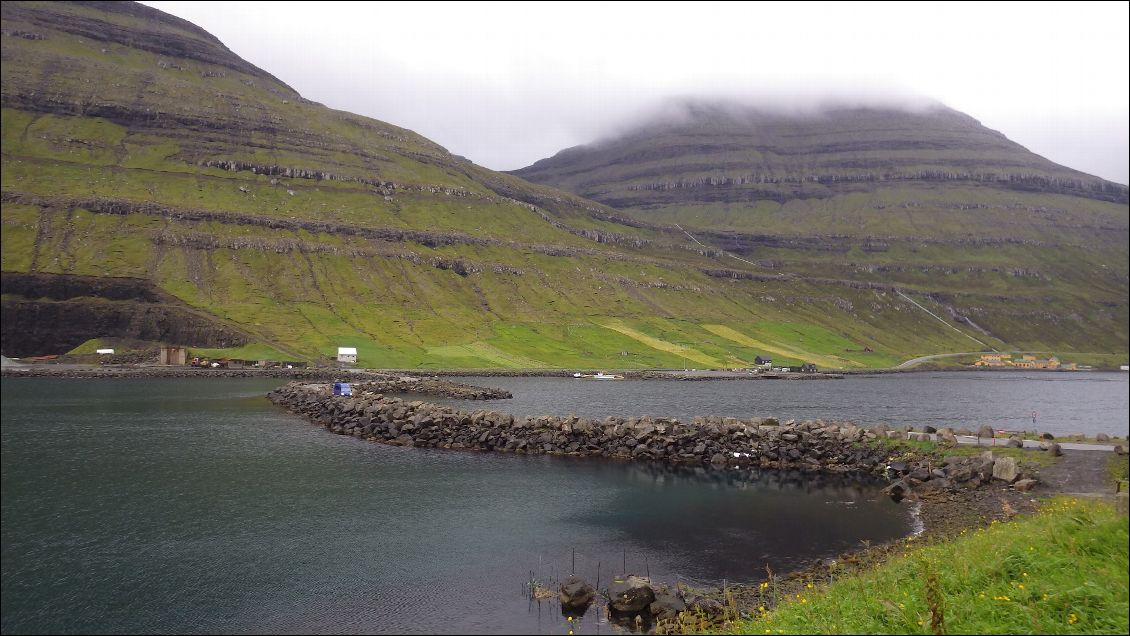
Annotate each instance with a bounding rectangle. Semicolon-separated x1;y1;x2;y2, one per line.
712;498;1128;635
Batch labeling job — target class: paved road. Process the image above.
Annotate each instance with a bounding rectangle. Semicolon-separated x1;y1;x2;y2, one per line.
900;433;1118;452
896;352;985;369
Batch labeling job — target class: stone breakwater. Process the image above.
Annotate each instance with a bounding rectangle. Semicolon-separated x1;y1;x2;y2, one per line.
268;382;1042;493
269;382;895;473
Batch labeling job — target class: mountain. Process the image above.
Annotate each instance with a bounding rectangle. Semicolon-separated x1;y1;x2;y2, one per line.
515;100;1127;207
1;2;1125;369
514;100;1129;359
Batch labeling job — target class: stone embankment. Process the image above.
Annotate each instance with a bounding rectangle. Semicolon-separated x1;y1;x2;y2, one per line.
269;382;891;471
266;382;1041;492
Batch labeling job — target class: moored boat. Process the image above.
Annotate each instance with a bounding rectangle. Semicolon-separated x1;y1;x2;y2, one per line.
591;372;624;380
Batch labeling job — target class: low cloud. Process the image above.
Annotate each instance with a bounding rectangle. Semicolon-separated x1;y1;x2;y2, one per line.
143;1;1128;183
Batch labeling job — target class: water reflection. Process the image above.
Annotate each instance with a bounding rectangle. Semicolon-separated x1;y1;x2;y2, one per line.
2;379;909;635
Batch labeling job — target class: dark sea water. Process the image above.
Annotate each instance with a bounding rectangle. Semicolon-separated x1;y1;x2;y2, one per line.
442;371;1130;436
1;378;909;635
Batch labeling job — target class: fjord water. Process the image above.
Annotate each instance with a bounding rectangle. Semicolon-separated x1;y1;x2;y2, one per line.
1;378;908;635
447;371;1130;436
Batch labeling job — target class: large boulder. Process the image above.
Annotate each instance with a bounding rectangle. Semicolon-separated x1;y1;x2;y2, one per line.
559;575;596;611
883;479;912;502
1044;442;1062;457
1013;478;1038;492
1096;433;1110;442
649;588;687;620
978;425;995;439
684;595;725;619
992;457;1021;483
606;576;656;614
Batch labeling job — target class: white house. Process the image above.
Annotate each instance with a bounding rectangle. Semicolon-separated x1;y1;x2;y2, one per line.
337;347;358;365
95;348;115;355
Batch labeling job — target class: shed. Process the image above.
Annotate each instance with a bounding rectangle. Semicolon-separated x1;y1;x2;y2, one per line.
159;346;187;365
755;355;772;366
95;348;115;355
337;347;358;365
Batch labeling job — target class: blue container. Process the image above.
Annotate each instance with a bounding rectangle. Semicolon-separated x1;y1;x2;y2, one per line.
333;382;352;396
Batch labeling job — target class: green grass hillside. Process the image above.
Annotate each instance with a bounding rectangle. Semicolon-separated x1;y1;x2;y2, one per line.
515;100;1130;361
2;2;1125;367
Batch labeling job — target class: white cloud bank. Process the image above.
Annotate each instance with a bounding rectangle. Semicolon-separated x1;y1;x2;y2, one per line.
144;1;1129;183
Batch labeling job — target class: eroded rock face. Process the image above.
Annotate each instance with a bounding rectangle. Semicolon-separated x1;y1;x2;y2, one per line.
1;272;250;357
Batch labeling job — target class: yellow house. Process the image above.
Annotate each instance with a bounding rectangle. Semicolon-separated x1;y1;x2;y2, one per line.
974;353;1012;367
1013;355;1060;369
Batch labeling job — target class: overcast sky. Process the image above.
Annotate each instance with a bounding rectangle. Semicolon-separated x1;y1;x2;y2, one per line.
144;1;1129;184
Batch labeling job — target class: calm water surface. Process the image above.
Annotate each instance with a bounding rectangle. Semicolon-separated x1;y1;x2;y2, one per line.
1;378;908;635
444;371;1129;436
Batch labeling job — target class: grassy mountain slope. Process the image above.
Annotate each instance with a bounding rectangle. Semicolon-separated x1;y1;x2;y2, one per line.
2;2;1123;368
514;101;1129;359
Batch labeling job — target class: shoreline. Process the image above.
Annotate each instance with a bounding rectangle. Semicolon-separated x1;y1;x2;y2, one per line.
264;380;1120;630
6;362;1123;380
0;363;841;380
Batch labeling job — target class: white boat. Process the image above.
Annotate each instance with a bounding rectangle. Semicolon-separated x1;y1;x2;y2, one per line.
591;372;624;380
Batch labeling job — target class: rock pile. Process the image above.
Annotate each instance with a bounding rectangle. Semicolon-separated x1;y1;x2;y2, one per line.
882;450;1041;500
268;382;898;473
